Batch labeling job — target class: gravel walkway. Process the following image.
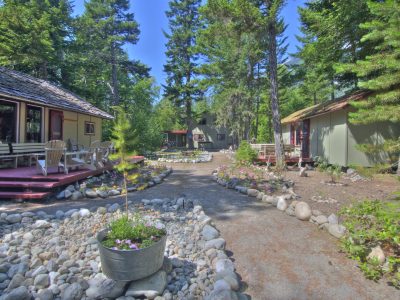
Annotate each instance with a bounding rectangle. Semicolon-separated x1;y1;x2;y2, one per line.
2;153;399;299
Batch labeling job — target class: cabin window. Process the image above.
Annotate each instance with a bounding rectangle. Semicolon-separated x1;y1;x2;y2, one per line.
198;118;207;125
217;134;225;141
26;105;42;142
0;100;17;143
84;121;95;135
193;134;205;142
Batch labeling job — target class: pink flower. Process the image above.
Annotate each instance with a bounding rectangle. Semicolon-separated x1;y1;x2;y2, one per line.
129;244;138;250
115;239;121;244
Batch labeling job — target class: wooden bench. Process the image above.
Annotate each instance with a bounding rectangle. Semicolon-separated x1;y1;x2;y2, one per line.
0;143;45;168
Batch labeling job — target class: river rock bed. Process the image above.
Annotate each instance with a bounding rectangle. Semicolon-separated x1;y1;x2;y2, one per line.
0;198;247;300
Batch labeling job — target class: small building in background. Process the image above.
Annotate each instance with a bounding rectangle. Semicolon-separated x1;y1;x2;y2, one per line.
281;90;400;167
164;113;232;150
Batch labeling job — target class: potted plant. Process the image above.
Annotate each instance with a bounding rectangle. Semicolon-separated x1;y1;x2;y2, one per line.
97;107;167;281
97;214;167;281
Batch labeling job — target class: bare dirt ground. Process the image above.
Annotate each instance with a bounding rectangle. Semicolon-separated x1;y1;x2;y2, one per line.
1;153;399;299
284;168;399;215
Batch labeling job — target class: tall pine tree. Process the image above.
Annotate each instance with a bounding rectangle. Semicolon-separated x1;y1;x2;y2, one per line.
164;0;202;148
0;0;72;81
77;0;139;105
337;0;400;173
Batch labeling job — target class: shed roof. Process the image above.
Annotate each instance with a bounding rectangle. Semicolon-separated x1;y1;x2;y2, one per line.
0;67;113;119
281;90;371;124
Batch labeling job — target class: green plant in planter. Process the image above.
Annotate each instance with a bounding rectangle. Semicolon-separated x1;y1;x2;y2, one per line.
102;106;167;251
102;214;166;250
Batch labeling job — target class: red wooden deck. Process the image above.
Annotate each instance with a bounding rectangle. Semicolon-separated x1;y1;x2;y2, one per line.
0;165;113;200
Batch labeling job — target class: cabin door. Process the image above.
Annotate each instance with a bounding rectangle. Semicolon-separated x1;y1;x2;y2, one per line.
301;119;310;158
49;110;63;141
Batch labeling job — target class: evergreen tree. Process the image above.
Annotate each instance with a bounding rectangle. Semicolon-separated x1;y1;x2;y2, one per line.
78;0;140;105
297;0;372;98
198;0;263;144
337;0;400;173
164;0;202;148
0;0;72;81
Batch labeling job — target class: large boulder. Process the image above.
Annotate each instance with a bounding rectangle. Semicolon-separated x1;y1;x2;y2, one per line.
294;202;312;221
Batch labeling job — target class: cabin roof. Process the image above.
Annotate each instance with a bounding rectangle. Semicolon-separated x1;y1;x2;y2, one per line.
281;90;371;124
0;67;113;119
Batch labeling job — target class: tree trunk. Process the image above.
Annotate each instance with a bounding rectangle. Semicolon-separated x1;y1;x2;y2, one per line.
313;91;317;105
267;12;285;167
255;96;260;140
111;44;119;105
185;95;194;149
397;153;400;175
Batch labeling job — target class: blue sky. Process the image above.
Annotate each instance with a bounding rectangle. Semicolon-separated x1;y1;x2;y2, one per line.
73;0;305;88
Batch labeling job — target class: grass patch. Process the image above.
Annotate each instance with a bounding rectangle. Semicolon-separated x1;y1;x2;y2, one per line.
339;200;400;288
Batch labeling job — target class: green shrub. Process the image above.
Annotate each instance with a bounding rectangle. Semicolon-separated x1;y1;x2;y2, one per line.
315;157;342;183
102;214;166;250
339;200;400;286
235;141;257;165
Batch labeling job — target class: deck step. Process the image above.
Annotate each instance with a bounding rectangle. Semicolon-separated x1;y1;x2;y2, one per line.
0;191;51;199
0;181;58;189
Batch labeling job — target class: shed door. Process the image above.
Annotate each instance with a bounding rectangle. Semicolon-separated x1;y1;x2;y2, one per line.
49;110;63;141
301;119;310;158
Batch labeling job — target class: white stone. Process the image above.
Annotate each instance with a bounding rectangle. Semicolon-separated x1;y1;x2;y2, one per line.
33;220;50;229
367;246;385;264
276;197;288;211
79;208;90;217
294;202;312;221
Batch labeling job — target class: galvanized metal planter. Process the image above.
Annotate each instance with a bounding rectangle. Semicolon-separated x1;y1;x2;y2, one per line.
97;229;167;281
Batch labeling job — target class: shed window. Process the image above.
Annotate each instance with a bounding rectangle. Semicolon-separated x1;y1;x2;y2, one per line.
84;121;95;135
198;118;207;125
0;100;17;143
26;106;42;142
217;134;225;141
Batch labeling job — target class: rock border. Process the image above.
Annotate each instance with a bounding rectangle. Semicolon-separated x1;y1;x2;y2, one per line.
55;167;173;201
157;152;213;164
212;172;347;240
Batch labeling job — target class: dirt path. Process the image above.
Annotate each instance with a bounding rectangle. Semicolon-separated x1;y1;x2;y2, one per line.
1;153;399;299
